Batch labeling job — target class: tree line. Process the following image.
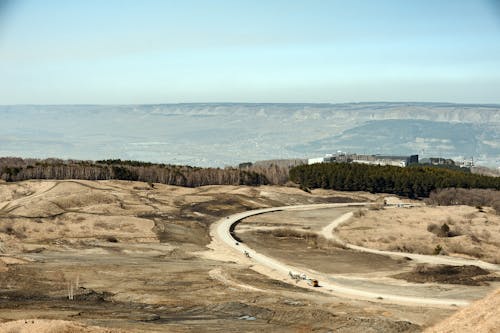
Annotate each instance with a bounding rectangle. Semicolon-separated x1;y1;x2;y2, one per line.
425;188;500;214
289;162;500;198
2;157;499;201
0;157;290;187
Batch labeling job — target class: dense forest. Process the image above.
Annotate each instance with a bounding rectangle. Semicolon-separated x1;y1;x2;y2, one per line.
2;158;499;201
0;157;292;187
289;163;500;198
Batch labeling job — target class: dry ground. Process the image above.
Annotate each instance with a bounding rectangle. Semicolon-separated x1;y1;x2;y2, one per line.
237;208;410;275
0;180;428;332
235;207;499;304
337;205;500;264
0;180;495;332
424;288;500;333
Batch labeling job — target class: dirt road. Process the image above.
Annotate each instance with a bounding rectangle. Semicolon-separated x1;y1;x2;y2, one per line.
209;203;471;307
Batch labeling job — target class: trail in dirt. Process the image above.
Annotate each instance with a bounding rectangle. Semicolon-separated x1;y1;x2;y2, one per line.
321;212;500;272
208;203;474;307
0;182;59;213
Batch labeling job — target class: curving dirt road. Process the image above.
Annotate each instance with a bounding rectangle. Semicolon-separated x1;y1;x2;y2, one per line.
209;203;476;307
321;212;500;271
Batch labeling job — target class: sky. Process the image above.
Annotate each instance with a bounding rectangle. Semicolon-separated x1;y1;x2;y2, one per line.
1;0;500;104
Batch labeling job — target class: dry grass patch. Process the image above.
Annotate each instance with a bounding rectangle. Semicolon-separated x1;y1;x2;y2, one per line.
0;223;27;239
353;209;367;218
93;221;118;230
338;205;500;263
256;228;346;249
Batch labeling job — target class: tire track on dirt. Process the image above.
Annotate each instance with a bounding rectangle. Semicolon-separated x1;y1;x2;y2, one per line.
208;203;474;307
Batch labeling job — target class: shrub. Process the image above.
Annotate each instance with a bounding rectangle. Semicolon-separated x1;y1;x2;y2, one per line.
368;203;384;211
427;223;439;234
105;235;118;243
492;200;500;215
0;224;26;239
299;185;311;193
94;222;117;230
440;223;450;234
433;244;443;255
0;224;14;235
388;241;434;255
415;264;430;274
447;242;483;258
427;222;460;237
353;209;366;218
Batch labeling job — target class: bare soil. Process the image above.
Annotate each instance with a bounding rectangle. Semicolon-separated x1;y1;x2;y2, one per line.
337;205;500;264
238;230;409;275
393;264;500;286
424;289;500;333
236;208;410;275
0;180;439;332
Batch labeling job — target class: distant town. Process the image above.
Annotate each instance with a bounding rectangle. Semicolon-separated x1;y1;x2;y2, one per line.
305;152;477;169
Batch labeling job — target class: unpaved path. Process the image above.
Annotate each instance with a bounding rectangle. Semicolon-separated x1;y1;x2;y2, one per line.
321;212;500;271
208;203;473;307
0;181;59;213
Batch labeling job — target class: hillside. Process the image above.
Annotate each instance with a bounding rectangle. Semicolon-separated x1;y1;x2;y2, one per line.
424;289;500;333
1;103;499;166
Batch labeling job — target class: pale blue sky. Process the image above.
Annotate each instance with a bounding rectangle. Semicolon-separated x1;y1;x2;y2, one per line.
1;0;500;104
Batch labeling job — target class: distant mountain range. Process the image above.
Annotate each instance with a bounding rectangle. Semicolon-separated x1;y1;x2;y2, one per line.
0;103;499;167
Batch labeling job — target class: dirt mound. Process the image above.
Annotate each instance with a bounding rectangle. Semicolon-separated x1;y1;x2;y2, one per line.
393;264;498;286
7;201;65;218
0;319;127;333
51;192;117;210
424;289;500;333
189;196;262;217
337;205;500;264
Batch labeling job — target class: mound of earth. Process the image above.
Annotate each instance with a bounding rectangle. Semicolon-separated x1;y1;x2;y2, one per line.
393;264;499;286
337;205;500;264
424;289;500;333
0;319;127;333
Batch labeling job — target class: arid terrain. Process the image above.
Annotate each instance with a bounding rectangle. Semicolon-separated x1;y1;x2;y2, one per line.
0;180;499;332
337;203;500;264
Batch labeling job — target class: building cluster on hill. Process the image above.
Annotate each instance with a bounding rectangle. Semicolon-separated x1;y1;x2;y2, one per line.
307;152;419;168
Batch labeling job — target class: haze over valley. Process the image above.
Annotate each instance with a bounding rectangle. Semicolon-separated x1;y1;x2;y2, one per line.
1;102;499;167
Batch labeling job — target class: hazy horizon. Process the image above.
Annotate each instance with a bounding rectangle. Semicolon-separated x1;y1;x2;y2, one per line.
2;101;500;107
1;103;499;168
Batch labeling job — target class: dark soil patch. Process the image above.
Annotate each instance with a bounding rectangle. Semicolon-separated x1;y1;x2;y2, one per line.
75;289;113;302
323;196;358;203
239;232;408;274
393;264;500;286
156;220;210;246
189;195;262;218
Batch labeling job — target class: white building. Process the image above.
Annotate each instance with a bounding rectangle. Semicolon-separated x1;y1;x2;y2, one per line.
307;154;334;165
307;157;326;165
